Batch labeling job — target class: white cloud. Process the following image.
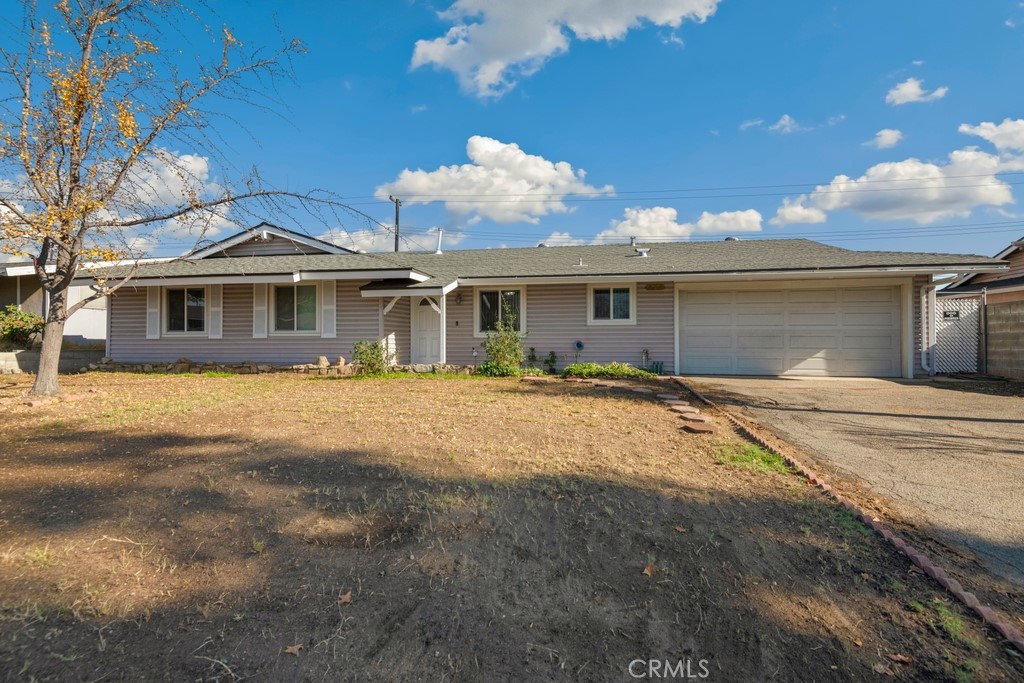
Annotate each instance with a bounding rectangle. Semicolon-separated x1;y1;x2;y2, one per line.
771;147;1016;226
885;77;948;105
768;114;804;134
912;59;925;66
412;0;721;98
959;118;1024;152
375;135;613;224
1006;19;1017;28
739;118;764;131
541;230;586;246
593;207;762;243
865;128;904;149
770;197;827;226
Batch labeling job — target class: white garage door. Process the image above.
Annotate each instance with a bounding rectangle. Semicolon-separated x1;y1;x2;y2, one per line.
678;286;902;377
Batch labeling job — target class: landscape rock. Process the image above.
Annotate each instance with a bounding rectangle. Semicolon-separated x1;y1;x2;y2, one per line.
316;356;330;368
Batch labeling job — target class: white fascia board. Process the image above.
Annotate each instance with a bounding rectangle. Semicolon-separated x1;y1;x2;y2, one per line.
454;266;1006;286
114;274;300;286
6;257;174;277
297;269;428;281
361;287;446;298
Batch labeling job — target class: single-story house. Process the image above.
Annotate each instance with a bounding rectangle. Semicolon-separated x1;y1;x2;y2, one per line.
85;224;1007;378
940;236;1024;304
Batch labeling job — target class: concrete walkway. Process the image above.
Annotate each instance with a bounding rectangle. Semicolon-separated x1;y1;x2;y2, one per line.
684;376;1024;586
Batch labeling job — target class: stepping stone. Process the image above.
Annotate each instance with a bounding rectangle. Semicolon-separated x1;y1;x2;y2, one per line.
631;387;654;394
670;405;699;413
662;399;690;406
521;376;550;382
683;423;716;434
680;413;712;423
594;381;618;387
656;393;679;400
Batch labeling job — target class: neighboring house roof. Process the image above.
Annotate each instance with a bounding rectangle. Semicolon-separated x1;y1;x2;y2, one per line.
944;236;1022;291
86;237;1006;288
187;222;355;258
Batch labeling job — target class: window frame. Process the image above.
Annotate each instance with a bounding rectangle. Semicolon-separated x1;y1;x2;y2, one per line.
587;283;637;326
269;282;321;336
163;286;208;336
473;286;526;338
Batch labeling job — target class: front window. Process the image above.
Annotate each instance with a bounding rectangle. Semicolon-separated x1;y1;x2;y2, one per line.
273;284;318;332
166;287;205;333
589;285;635;324
478;288;523;334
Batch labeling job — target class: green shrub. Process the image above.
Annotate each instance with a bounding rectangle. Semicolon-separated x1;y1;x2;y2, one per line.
352;339;394;376
477;360;523;377
561;362;654;379
478;319;524;377
0;304;44;348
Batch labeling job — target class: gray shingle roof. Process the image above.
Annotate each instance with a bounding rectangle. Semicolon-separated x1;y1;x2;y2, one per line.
88;238;1005;286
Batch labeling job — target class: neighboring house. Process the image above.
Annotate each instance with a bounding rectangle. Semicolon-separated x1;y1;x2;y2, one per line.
940;237;1024;303
86;224;1006;379
938;237;1024;380
1;263;107;348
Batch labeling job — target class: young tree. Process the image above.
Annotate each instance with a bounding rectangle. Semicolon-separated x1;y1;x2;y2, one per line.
0;0;369;396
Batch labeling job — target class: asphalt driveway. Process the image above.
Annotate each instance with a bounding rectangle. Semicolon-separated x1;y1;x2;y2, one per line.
683;376;1024;586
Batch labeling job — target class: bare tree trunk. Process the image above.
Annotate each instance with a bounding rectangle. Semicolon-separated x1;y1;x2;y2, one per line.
30;289;67;397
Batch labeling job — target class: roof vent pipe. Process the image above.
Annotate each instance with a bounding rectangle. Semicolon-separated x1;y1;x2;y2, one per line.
630;236;636;247
634;248;651;258
434;229;444;255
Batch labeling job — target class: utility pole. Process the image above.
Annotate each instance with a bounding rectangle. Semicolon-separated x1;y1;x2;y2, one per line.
388;195;401;252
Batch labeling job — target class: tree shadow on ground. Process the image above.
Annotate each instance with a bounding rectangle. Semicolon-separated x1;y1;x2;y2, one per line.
2;426;1023;683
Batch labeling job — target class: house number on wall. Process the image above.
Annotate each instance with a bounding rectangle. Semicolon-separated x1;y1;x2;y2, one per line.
943;310;960;319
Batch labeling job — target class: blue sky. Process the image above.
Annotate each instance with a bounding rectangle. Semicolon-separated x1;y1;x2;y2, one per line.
99;1;1024;255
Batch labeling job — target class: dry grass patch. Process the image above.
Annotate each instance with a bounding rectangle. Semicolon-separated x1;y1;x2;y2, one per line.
0;373;1020;682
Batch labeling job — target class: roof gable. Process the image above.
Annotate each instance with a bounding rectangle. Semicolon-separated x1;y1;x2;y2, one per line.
189;223;353;259
944;236;1022;290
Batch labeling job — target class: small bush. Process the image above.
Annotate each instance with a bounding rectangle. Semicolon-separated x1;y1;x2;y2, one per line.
0;304;44;348
478;320;524;377
352;339;394;376
561;362;654;379
477;360;523;377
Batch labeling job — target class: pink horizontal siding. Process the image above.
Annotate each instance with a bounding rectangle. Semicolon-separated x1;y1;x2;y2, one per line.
445;283;675;372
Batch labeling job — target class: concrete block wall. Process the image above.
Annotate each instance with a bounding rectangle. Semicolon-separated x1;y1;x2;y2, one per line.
986;302;1024;380
0;350;105;374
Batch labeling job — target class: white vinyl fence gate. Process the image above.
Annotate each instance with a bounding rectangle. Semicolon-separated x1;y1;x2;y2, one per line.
934;298;981;374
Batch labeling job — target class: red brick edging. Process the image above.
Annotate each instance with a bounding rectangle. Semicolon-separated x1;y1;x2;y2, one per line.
672;378;1024;655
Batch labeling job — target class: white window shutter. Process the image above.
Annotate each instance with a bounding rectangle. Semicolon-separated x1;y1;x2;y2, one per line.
321;281;337;338
146;287;160;339
253;283;268;339
209;284;223;339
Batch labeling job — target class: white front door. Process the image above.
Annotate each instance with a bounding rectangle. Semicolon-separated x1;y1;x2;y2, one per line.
411;297;442;364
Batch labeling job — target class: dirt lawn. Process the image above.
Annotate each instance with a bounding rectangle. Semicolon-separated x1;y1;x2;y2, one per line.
1;373;1022;682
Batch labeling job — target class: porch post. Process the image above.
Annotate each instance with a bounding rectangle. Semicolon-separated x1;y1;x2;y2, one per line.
439;294;447;364
902;280;914;379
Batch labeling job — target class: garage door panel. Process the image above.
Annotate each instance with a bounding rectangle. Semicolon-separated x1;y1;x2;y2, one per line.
735;291;785;305
843;311;897;326
683;333;734;349
844;334;897;350
679;285;901;377
736;356;786;374
790;312;840;326
844;288;896;303
736;311;785;326
737;333;783;350
789;289;838;303
684;292;733;305
684;312;733;326
681;354;734;374
788;335;840;350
